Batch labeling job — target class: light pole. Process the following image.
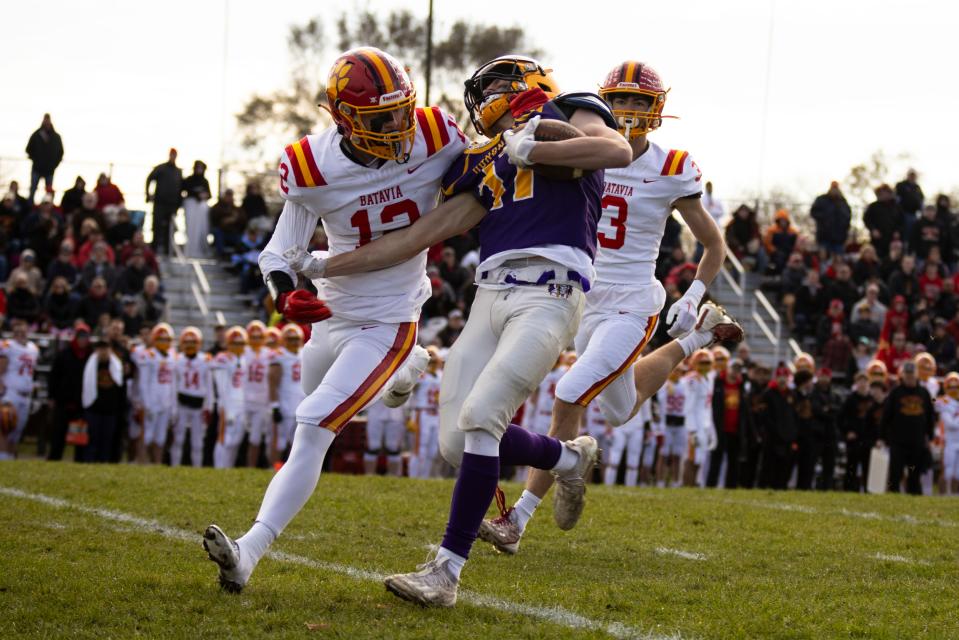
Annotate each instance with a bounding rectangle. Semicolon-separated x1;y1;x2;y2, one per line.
425;0;434;105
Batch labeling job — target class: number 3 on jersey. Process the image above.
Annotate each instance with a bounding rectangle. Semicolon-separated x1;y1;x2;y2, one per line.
598;194;628;250
350;199;421;247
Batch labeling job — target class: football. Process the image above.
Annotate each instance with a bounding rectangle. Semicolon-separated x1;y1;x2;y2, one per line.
529;119;593;181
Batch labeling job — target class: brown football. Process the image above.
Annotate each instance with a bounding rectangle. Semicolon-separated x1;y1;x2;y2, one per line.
530;119;594;181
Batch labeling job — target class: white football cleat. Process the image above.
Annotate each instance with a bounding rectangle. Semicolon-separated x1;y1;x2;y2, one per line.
382;345;430;408
478;508;523;555
202;524;253;593
384;555;458;607
552;436;599;531
694;303;744;346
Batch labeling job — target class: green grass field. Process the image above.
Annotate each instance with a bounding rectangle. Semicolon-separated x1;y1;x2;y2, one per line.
1;461;958;639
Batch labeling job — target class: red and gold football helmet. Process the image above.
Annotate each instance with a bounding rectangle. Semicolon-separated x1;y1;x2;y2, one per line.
464;55;559;136
599;61;669;139
326;47;417;163
226;326;248;357
265;326;282;350
281;324;304;353
914;352;936;381
151;323;175;352
711;346;730;373
246;320;267;350
944;372;959;399
692;349;713;374
793;352;816;374
866;359;888;384
179;326;202;357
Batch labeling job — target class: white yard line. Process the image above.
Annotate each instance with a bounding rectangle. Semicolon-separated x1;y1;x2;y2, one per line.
654;547;707;561
868;552;930;566
0;486;682;640
723;498;958;529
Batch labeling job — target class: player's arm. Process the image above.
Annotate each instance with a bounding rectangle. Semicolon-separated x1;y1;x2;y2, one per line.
674;197;726;287
526;108;632;170
318;193;487;278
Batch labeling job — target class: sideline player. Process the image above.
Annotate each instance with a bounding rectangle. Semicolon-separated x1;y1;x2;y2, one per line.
939;373;959;495
243;320;274;468
684;349;717;487
481;60;727;550
133;323;177;464
410;346;443;478
211;326;247;468
173;327;213;467
268;324;306;461
1;319;38;454
284;56;741;604
203;47;468;592
656;362;688;487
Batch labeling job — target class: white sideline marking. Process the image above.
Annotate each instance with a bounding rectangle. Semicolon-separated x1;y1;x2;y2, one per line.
654;547;707;561
868;552;930;566
724;499;958;529
0;486;681;640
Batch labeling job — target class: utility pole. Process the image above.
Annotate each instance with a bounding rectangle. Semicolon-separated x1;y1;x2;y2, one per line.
425;0;434;105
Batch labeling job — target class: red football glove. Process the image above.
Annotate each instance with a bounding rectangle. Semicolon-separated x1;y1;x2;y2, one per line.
277;290;332;324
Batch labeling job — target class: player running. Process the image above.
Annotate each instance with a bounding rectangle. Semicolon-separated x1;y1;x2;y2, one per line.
173;327;213;467
203;46;468;593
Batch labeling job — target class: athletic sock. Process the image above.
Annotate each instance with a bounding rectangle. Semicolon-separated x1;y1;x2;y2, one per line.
552;442;580;475
499;424;562;469
625;468;639;487
604;466;616;485
436;546;466;581
243;424;335;566
678;328;712;357
440;450;499;560
510;489;541;532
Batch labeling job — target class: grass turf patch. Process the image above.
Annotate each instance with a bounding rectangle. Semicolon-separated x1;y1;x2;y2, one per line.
1;461;957;639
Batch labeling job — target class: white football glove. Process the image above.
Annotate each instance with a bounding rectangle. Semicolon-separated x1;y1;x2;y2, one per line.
666;279;706;338
501;115;540;167
283;246;328;279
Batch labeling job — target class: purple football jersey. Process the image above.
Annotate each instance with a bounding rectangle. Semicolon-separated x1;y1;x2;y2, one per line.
442;93;615;264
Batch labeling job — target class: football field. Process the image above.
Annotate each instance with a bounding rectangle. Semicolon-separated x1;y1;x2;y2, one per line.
1;461;957;639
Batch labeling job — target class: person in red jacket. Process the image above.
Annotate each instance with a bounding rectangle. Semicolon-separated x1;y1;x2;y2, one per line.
876;330;912;373
93;173;124;211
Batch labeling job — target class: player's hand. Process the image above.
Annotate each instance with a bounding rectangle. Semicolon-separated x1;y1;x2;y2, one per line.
666;280;706;338
502;115;540;167
277;289;332;324
283;246;328;280
272;406;282;424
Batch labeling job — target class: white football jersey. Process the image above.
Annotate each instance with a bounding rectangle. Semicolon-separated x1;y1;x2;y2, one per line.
532;366;565;419
175;353;213;401
413;370;442;412
212;351;245;417
243;347;274;407
595;141;703;285
939;396;959;435
273;347;305;413
133;346;176;407
683;373;713;433
657;377;688;426
261;108;468;323
922;377;940;399
365;398;406;425
1;339;38;395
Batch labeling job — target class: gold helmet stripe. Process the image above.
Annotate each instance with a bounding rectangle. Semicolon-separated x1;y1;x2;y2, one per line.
358;48;395;95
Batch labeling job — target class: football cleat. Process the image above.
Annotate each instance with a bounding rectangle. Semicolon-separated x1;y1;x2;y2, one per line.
384;555;458;607
478;508;523;555
694;303;744;346
202;524;252;593
552;436;600;531
382;345;430;408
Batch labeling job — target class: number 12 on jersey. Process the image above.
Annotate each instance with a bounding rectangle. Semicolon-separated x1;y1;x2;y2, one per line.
350;199;421;247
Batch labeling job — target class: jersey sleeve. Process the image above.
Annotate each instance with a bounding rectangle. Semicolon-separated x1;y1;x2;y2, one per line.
660;150;704;203
416;106;469;161
551;92;618;131
259;199;321;283
441;137;502;200
277;136;326;208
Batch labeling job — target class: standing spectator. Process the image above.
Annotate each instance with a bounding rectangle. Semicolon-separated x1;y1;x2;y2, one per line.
811;369;841;489
879;361;934;494
81;339;123;463
935;194;954;227
241;183;267;220
60;176;86;217
25;113;64;203
910;204;949;260
895;168;924;234
739;362;771;488
758;366;800;490
209;189;247;256
863;184;905;259
763;209;799;273
43;276;78;334
7;249;44;296
841;372;874;491
810;181;852;256
145;148;182;256
93;173;124;212
182;160;211;258
22;199;64;269
136;275;166;323
47;323;92;461
76;277;116;327
706;359;746;488
6;272;41;325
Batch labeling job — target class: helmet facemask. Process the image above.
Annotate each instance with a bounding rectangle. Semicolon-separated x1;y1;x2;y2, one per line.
464;57;558;136
600;90;666;139
339;97;417;163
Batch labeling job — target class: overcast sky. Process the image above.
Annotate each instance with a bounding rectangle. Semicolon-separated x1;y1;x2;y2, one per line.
1;0;955;210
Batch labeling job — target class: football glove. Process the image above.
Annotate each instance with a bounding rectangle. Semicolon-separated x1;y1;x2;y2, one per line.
272;405;282;424
276;289;332;324
666;279;706;338
502;115;540;167
283;246;328;280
